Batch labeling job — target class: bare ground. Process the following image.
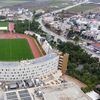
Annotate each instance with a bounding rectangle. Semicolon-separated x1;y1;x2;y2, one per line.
62;75;87;88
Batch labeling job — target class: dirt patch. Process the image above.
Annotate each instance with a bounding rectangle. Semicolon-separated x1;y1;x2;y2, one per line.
62;75;87;88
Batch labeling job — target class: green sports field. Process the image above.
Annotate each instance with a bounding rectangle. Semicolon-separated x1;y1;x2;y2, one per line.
0;21;8;27
0;39;34;61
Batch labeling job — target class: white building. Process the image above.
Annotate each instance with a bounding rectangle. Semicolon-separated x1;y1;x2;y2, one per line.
3;82;92;100
42;15;54;24
0;53;59;81
0;27;8;31
95;34;100;41
81;30;100;40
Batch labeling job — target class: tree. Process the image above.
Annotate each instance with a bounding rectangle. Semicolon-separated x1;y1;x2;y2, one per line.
98;25;100;30
15;19;42;34
57;41;100;92
74;35;80;44
60;10;65;21
67;29;74;38
33;10;36;15
15;20;29;33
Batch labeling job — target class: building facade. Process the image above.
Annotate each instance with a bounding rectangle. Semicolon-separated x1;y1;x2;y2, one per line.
0;53;59;81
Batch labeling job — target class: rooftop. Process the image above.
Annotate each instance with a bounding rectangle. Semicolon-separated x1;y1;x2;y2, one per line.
3;82;92;100
37;83;92;100
0;53;58;68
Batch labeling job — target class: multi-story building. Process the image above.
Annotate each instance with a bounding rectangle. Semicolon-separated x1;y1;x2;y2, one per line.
0;53;59;81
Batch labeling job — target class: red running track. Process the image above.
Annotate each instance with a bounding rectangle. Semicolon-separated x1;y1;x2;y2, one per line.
0;33;40;58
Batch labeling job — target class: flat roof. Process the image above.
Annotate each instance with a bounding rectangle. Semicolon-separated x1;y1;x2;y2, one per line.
3;80;92;100
33;82;92;100
4;89;32;100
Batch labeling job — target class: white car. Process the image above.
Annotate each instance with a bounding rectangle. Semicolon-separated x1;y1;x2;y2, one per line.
96;51;100;54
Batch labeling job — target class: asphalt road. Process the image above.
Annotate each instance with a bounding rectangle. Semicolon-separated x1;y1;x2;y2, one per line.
81;45;100;60
37;17;67;42
37;1;88;42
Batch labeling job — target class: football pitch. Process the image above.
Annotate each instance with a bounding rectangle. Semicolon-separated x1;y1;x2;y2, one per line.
0;39;34;61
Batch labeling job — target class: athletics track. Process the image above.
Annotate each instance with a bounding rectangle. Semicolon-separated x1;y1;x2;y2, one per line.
0;33;40;58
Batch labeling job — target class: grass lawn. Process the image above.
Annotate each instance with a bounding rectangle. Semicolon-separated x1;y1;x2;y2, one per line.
0;21;8;27
0;39;34;61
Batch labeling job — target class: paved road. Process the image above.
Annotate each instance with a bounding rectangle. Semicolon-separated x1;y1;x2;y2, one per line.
81;45;100;60
37;1;88;42
37;17;67;42
51;1;88;14
0;88;4;100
